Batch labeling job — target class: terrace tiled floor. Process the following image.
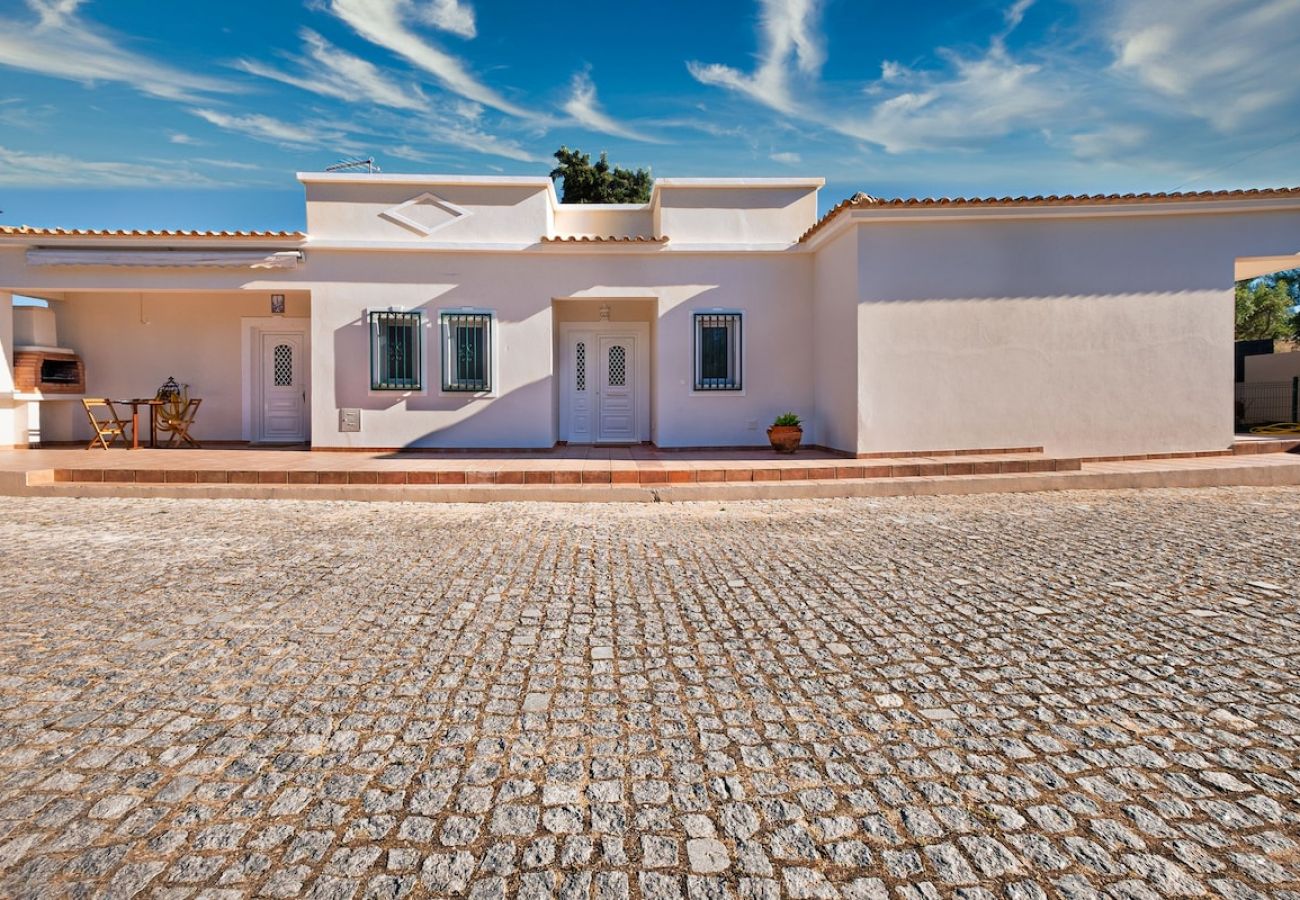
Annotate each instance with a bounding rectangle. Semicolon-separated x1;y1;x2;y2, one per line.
1;488;1299;898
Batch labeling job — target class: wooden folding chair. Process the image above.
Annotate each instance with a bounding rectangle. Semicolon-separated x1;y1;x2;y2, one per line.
156;397;202;448
82;398;132;449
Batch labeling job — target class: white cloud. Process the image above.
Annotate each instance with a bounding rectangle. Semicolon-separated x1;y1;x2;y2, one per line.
1069;124;1150;162
1003;0;1035;31
0;99;56;130
0;0;231;101
1109;0;1300;129
192;158;262;171
0;143;214;187
690;0;1059;154
562;70;660;143
770;151;801;164
687;0;824;114
843;44;1060;153
419;0;476;39
190;108;342;148
235;29;427;111
168;132;199;145
327;0;536;120
389;122;543;163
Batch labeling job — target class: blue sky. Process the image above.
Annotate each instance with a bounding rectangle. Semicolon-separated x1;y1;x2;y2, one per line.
1;0;1298;230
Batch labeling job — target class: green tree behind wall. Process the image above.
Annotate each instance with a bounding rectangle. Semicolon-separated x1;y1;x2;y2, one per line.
1235;269;1300;340
550;147;652;204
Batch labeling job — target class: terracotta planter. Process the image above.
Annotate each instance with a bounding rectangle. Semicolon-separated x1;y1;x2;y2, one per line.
767;425;803;453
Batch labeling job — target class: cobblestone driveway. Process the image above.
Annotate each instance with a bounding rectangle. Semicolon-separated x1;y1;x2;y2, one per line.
1;489;1299;900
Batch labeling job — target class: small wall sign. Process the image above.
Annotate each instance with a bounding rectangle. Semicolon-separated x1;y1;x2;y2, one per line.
271;293;286;315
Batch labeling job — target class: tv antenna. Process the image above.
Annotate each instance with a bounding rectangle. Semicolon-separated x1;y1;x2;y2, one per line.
325;157;380;174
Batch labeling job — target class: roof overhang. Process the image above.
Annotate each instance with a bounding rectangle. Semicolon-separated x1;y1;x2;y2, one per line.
1235;254;1300;281
25;248;304;269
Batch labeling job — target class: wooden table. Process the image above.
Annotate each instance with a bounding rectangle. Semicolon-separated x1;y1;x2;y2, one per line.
117;398;163;449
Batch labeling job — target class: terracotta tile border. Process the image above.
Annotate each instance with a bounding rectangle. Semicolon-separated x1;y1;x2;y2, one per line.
59;449;1273;489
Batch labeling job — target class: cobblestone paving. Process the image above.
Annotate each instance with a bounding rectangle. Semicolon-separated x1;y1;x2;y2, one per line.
1;489;1299;900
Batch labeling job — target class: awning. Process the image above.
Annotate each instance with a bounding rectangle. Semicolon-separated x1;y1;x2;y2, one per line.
25;248;303;268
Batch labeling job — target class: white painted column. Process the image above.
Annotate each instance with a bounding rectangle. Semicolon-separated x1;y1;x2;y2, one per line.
0;293;16;448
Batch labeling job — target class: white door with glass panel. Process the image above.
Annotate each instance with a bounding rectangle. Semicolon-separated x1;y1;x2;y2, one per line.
596;335;636;442
566;335;594;442
259;332;306;442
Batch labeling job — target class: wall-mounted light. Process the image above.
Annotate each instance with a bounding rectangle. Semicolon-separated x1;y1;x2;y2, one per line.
271;293;285;315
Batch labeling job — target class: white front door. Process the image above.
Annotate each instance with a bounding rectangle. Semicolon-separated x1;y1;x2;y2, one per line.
567;335;594;443
259;331;306;442
597;335;636;442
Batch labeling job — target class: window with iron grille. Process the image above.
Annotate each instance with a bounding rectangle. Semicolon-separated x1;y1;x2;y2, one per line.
694;312;742;391
370;310;422;390
442;312;492;392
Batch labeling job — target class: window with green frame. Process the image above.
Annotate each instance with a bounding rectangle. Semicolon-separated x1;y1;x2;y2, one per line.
442;312;492;391
694;312;742;390
370;310;422;390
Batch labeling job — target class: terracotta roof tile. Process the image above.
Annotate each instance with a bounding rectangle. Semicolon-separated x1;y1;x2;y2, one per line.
541;234;668;244
798;186;1300;243
0;226;305;240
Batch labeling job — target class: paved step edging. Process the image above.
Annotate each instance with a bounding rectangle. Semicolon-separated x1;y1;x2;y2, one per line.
16;458;1300;503
46;457;1082;486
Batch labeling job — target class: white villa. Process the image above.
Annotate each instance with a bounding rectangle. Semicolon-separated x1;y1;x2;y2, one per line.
1;172;1298;457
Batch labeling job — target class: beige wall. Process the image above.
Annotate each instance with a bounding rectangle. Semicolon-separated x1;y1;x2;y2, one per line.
1244;350;1300;383
849;209;1300;456
812;229;859;453
552;206;653;238
656;187;819;245
0;294;13;448
36;291;310;444
305;180;552;244
306;250;812;449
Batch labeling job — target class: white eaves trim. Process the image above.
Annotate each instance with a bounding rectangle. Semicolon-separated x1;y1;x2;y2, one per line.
297;240;800;254
26;248;304;268
798;195;1300;251
654;177;825;188
297;172;553;187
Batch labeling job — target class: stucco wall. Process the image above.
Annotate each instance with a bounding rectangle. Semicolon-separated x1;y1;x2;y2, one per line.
811;229;859;453
36;291;310;444
305;250;811;449
552;206;653;238
1244;350;1300;383
656;187;819;245
305;181;552;244
852;209;1300;456
0;294;13;448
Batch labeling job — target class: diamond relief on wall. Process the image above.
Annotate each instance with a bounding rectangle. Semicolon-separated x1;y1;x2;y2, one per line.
380;192;472;237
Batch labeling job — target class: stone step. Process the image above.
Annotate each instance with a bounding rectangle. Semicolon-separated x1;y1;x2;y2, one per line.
45;455;1083;487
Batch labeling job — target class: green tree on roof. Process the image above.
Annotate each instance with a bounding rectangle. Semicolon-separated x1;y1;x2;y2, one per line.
550;147;652;204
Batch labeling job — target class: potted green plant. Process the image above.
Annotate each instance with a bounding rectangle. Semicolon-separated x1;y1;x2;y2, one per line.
767;412;803;453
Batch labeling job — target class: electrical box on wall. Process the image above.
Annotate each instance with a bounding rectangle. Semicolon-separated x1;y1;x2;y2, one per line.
339;408;361;432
